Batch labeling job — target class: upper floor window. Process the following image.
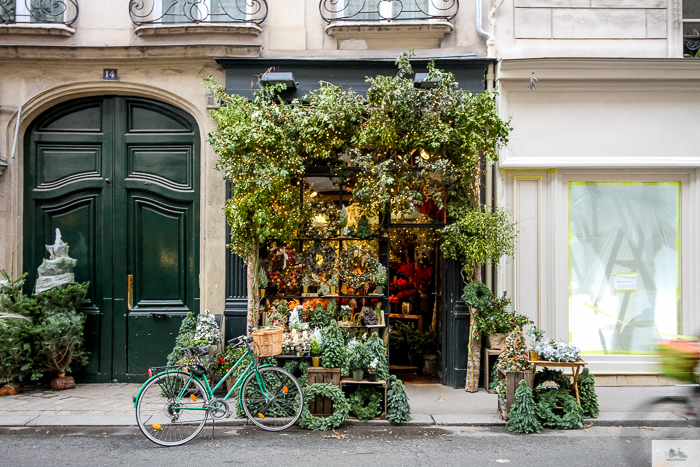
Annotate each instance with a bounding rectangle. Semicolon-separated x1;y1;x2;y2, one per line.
684;0;700;57
0;0;78;26
129;0;267;26
320;0;458;23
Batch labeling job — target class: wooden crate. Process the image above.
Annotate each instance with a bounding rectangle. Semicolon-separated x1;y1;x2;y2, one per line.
483;348;502;394
497;369;533;420
307;367;341;416
339;378;387;420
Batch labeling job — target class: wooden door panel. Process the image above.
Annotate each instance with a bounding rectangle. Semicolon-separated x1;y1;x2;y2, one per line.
126;314;186;375
127;146;194;191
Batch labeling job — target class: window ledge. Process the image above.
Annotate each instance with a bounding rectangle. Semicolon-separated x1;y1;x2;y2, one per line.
325;20;453;49
0;23;75;37
134;23;262;37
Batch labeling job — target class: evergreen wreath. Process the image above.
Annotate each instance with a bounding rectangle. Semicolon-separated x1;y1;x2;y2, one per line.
263;247;302;289
348;386;382;420
301;242;338;277
535;388;584;430
462;281;493;312
299;383;350;431
534;368;572;391
337;244;382;289
577;368;599;418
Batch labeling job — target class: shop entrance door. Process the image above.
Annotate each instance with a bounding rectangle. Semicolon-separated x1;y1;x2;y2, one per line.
24;96;200;382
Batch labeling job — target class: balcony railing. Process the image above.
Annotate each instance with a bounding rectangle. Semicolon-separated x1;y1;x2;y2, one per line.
320;0;458;23
0;0;78;26
129;0;267;26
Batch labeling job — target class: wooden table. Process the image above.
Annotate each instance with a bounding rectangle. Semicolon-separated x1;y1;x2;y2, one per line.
529;359;587;404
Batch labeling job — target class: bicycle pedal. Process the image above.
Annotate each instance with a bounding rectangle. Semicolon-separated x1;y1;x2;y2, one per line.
225;411;232;419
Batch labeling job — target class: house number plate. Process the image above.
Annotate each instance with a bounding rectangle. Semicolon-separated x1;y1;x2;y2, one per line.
103;69;118;80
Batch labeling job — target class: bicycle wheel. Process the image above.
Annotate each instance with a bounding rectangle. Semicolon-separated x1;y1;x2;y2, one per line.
241;366;303;431
636;389;700;440
135;372;209;446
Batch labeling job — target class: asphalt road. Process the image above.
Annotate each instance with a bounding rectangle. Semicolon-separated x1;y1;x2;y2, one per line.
1;425;698;467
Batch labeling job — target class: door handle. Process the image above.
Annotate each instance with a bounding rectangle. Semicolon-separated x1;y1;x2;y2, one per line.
127;274;133;311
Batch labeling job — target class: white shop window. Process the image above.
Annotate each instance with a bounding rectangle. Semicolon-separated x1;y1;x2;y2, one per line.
568;182;680;355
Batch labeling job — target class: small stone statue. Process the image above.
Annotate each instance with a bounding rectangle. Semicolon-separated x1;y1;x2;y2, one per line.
34;228;77;294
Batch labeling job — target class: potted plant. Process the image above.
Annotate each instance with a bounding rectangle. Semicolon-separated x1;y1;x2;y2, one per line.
526;326;545;360
474;291;532;350
367;357;379;382
374;264;387;295
311;328;322;367
329;274;338;295
339;304;352;324
212;345;246;391
408;329;438;375
257;266;268;298
347;337;368;381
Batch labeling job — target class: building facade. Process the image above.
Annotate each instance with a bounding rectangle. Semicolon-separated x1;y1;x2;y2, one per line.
0;0;487;385
493;0;700;379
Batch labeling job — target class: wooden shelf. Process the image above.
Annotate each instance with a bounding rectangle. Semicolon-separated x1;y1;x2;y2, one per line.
389;365;419;370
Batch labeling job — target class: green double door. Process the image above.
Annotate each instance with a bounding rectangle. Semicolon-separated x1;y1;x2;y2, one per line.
24;96;200;382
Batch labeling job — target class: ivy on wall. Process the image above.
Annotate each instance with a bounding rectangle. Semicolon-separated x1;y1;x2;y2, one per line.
206;51;515;323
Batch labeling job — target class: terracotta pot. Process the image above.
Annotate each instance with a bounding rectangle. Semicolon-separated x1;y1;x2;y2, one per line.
485;333;507;350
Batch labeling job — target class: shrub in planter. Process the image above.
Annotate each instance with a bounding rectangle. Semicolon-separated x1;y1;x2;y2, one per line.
365;332;389;380
321;320;346;373
0;271;40;387
167;312;197;366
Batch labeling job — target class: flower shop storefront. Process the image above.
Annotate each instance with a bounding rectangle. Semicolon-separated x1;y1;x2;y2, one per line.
213;56;508;389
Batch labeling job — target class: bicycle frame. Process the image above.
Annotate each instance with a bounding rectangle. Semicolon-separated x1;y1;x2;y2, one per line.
133;345;276;412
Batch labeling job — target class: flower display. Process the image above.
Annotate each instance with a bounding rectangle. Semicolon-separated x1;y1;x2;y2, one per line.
388;262;433;304
337;244;383;290
283;329;311;354
263;246;303;289
535;339;581;363
496;327;530;372
301;242;338;277
194;309;220;345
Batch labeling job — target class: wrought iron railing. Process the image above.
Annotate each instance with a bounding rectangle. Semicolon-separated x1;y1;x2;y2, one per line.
129;0;267;26
684;36;700;58
0;0;78;26
320;0;458;23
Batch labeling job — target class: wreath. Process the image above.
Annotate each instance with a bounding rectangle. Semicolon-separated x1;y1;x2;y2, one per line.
348;386;382;420
534;368;572;391
535;388;584;430
264;247;302;289
337;244;382;290
299;383;350;431
301;243;338;277
304;195;342;239
462;281;493;312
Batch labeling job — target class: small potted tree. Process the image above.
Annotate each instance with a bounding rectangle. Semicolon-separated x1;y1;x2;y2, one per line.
347;337;368;381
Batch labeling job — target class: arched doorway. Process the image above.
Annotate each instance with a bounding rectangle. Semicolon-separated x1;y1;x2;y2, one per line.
24;96;200;382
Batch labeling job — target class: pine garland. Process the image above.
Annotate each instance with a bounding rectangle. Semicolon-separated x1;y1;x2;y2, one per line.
365;333;389;380
321;320;346;373
536;388;584;430
506;380;543;434
386;375;411;423
349;386;382;420
299;383;349;431
578;368;599;418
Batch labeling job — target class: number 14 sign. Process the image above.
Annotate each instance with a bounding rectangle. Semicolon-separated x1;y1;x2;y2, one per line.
103;69;118;80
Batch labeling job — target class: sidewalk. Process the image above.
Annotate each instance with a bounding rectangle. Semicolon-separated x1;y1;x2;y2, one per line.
0;382;693;428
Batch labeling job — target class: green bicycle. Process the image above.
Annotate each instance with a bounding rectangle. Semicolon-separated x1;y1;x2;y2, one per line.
133;332;304;447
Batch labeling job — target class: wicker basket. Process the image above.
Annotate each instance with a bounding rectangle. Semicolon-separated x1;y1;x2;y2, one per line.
251;326;284;357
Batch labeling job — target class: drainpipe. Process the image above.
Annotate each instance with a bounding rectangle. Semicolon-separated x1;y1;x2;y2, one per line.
476;0;496;290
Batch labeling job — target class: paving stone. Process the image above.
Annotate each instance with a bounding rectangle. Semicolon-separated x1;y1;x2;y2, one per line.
432;413;506;426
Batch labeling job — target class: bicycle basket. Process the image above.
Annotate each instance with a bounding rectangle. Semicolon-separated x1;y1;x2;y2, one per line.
251;326;284;357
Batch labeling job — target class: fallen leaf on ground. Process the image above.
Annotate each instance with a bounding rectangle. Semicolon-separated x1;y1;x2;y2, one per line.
323;429;348;440
495;460;510;464
436;396;445;402
638;426;655;431
583;423;593;432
